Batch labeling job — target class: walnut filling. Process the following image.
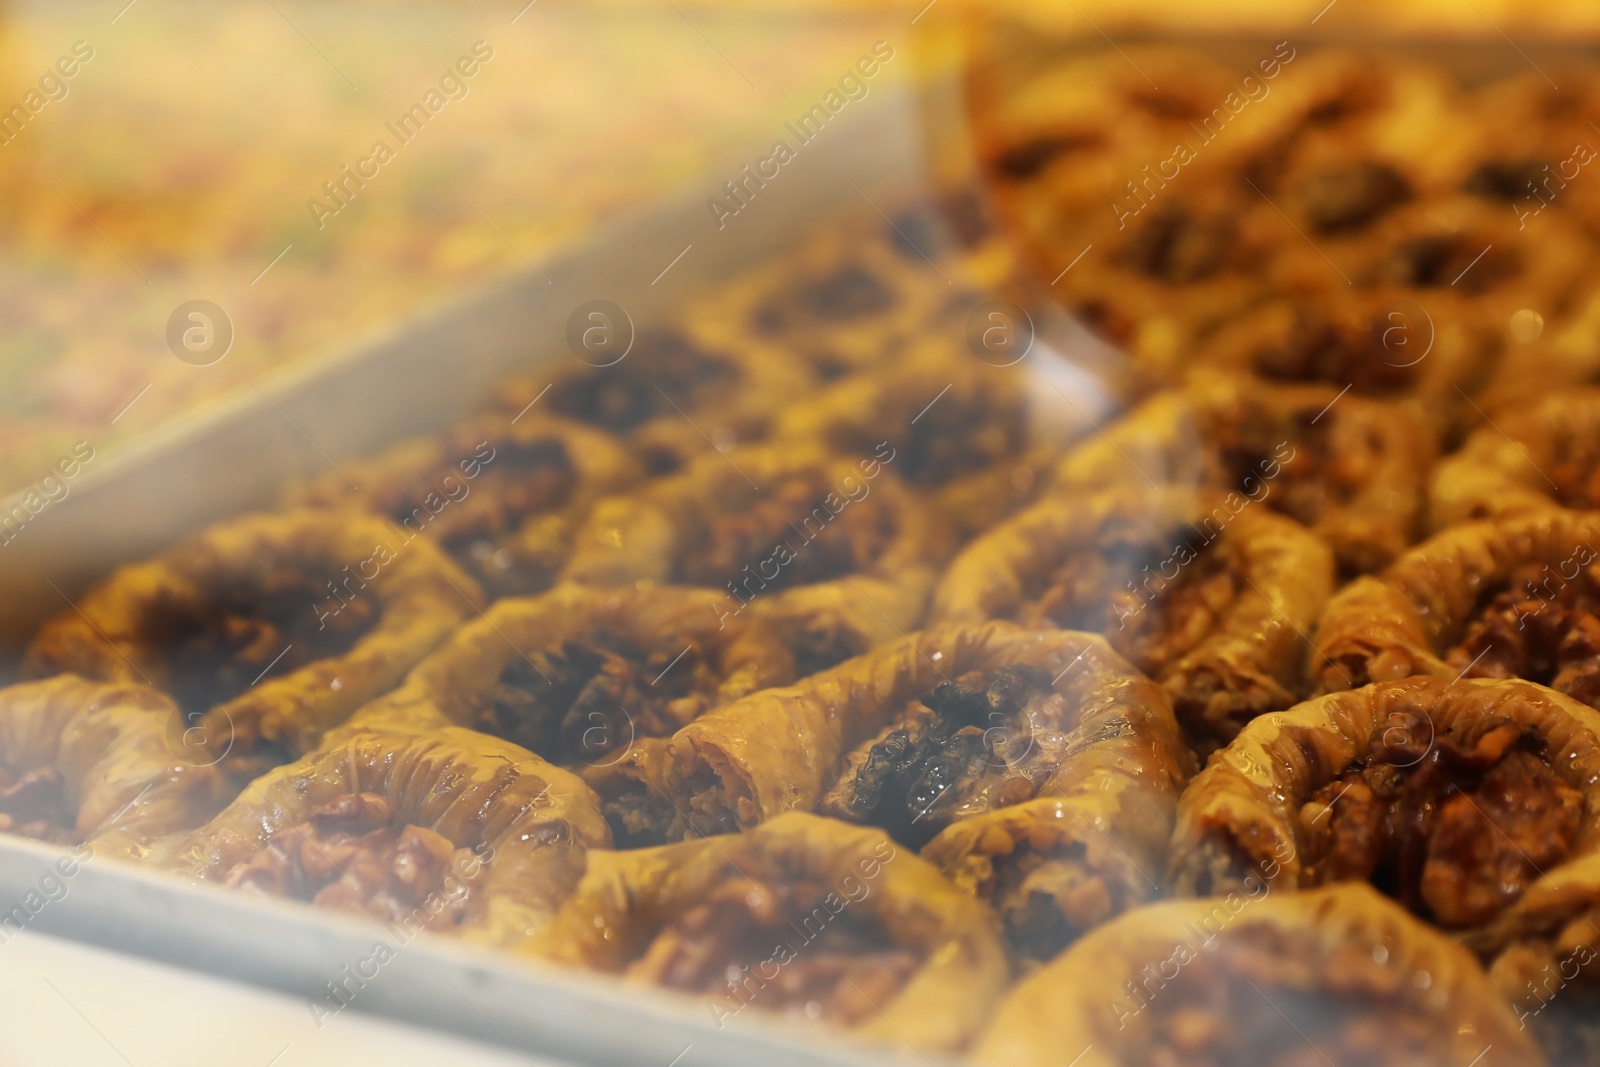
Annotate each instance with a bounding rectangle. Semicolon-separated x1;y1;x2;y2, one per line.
1126;925;1452;1067
625;873;919;1026
1465;158;1552;202
1301;712;1581;927
1298;162;1412;234
0;766;76;844
1210;409;1344;533
752;265;897;336
1447;561;1600;709
143;578;374;728
549;331;737;433
899;394;1023;489
483;629;715;767
1540;439;1600;511
1249;309;1419;394
223;792;485;928
989;836;1123;963
1018;528;1241;683
1380;233;1520;293
1121;207;1240;284
675;472;895;593
819;667;1068;850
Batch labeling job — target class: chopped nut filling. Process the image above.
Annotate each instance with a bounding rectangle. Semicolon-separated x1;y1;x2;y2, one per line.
1210;409;1343;533
1302;711;1581;927
143;578;375;724
1448;561;1600;709
224;792;485;928
0;766;76;844
626;873;919;1026
484;629;715;766
899;393;1024;488
1126;925;1453;1067
1464;158;1551;202
1380;233;1519;293
675;472;896;593
1299;162;1412;233
1121;207;1240;284
1249;309;1419;394
820;667;1068;850
752;266;896;335
549;331;737;433
991;132;1107;181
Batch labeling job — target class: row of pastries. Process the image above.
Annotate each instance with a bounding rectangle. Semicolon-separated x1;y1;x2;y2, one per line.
12;41;1600;1067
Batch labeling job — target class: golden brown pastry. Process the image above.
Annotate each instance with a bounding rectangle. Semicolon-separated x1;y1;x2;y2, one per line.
170;727;610;950
972;884;1542;1067
562;443;953;674
1168;677;1600;937
1312;510;1600;709
1430;388;1600;529
292;414;641;595
770;338;1056;537
1468;854;1600;1063
0;676;231;860
496;328;809;476
931;486;1333;751
681;225;955;378
22;509;484;764
333;584;796;844
531;811;1006;1053
815;625;1194;961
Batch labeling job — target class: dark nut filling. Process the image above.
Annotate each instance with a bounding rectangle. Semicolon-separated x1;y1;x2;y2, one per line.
1128;925;1448;1067
1249;308;1419;395
548;331;737;433
1379;233;1520;293
481;629;717;767
626;873;919;1026
1447;561;1600;709
1464;158;1551;202
752;266;897;335
1210;410;1341;534
1298;162;1412;233
0;766;75;844
675;472;896;593
1121;207;1241;284
223;792;486;928
1303;711;1581;927
898;393;1025;489
819;667;1061;850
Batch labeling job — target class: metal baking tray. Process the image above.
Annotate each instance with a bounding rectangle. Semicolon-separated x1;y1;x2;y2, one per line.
0;73;977;1067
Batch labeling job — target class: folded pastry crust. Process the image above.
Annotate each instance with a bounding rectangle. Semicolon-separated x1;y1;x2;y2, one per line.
171;727;610;949
682;229;950;380
22;509;484;761
292;415;641;595
332;584;796;842
1430;388;1600;529
0;676;231;861
1168;677;1600;936
1312;509;1600;704
972;883;1541;1067
531;811;1006;1053
770;339;1055;537
562;444;952;674
496;329;809;476
815;626;1195;961
931;486;1333;749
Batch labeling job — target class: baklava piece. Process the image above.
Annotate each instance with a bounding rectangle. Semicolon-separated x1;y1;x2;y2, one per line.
293;415;640;595
0;676;230;860
1430;388;1600;529
532;812;1006;1053
1168;676;1600;937
1313;510;1600;710
771;339;1056;537
683;228;949;381
973;884;1541;1067
932;487;1333;751
497;329;808;475
817;626;1194;962
563;444;952;675
172;728;609;949
23;509;483;765
335;584;796;847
